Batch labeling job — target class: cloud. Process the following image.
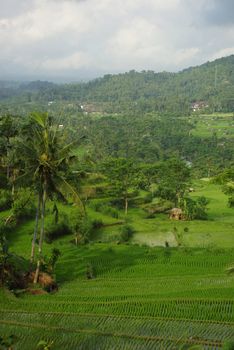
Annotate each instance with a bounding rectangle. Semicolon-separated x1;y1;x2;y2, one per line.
0;0;234;80
40;52;92;70
204;0;234;26
211;47;234;60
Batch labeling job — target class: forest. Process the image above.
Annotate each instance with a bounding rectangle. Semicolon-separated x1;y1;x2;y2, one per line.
0;56;234;349
1;55;234;116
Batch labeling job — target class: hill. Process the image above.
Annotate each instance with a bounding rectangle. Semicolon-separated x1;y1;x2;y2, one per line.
1;55;234;115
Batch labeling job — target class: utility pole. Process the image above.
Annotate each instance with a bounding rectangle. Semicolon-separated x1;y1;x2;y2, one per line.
214;65;217;89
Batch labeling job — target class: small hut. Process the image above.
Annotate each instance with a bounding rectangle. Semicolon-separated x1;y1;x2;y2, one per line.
169;208;183;220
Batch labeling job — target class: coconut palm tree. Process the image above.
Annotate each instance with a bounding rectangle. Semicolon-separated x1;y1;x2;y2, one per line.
18;112;83;283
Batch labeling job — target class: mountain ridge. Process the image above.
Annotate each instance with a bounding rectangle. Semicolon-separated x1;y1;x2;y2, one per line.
1;54;234;114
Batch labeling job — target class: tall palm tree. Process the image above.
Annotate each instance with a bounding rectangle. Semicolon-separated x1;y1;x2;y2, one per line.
18;112;83;283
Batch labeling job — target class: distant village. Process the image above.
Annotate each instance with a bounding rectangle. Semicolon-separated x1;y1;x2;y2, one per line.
191;101;209;112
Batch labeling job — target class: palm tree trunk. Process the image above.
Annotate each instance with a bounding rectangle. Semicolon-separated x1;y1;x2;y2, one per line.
6;164;10;179
124;197;128;215
11;169;16;199
6;144;10;179
34;186;46;284
30;195;41;265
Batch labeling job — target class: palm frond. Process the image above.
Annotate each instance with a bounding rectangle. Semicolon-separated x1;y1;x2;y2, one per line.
30;112;48;128
60;177;84;212
226;265;234;274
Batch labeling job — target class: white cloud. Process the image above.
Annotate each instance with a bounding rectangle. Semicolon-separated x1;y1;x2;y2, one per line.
40;52;92;70
174;48;201;65
0;0;234;80
211;47;234;60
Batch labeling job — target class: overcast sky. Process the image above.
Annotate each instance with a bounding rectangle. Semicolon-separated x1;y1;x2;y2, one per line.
0;0;234;81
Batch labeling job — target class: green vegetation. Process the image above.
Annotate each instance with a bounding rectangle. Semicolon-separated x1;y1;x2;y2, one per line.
1;55;234;115
0;56;234;348
0;239;234;349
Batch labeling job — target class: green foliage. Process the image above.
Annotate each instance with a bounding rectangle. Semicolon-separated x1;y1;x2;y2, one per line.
0;229;27;289
103;206;119;218
226;264;234;275
214;168;234;207
0;189;12;210
179;345;204;350
144;199;173;215
222;342;234;350
0;334;18;350
91;218;103;229
120;224;135;242
12;188;36;221
0;56;234;349
37;340;54;350
228;195;234;207
69;212;95;244
0;245;234;348
86;263;95;279
90;200;119;218
183;196;209;220
173;227;184;246
101;158;138;214
156;159;191;206
42;248;61;274
3;55;234;115
195;196;209;219
45;214;71;243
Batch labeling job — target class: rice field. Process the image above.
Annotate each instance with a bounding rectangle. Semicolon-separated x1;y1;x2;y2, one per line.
1;241;234;349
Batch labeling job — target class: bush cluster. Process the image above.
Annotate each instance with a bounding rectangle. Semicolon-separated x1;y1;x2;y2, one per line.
45;214;71;243
120;224;135;242
12;189;36;221
0;189;12;211
91;201;119;218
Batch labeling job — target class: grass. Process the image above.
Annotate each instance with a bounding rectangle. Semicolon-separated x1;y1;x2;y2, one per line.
188;113;234;139
94;181;234;249
1;181;234;348
0;241;234;349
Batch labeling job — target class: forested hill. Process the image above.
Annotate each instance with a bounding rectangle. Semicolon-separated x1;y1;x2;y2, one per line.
61;54;234;114
1;55;234;115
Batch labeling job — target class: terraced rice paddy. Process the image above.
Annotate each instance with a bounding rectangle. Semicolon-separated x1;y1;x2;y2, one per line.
1;242;234;349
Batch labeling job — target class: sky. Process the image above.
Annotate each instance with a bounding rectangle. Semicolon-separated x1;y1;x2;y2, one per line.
0;0;234;82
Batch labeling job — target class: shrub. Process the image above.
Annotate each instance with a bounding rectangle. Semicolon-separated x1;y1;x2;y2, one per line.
103;206;119;218
120;224;135;242
90;201;103;212
0;217;17;234
45;214;71;243
0;335;19;350
12;188;36;221
143;193;153;204
144;199;173;215
0;190;12;211
95;185;106;196
144;213;156;219
222;342;234;350
228;195;234;208
110;198;125;209
0;172;8;188
37;340;54;350
173;227;184;246
70;213;94;244
92;218;103;229
0;231;27;290
42;248;61;274
195;196;209;220
183;196;209;220
86;263;95;279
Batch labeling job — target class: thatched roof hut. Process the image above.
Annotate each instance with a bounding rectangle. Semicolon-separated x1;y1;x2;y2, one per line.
169;208;184;220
